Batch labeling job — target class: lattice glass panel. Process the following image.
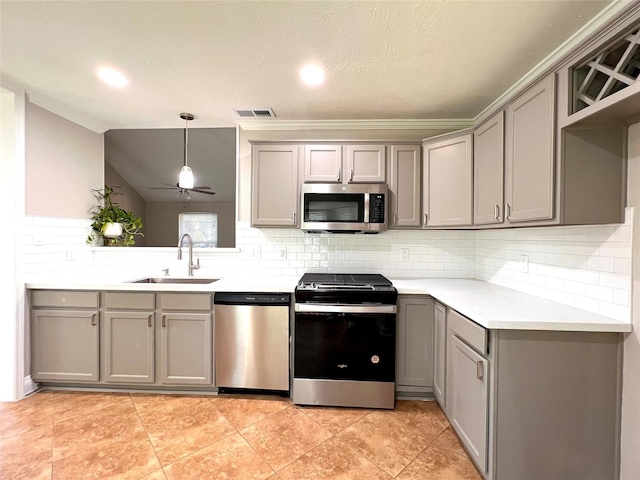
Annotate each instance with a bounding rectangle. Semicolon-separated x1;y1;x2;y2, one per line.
572;27;640;114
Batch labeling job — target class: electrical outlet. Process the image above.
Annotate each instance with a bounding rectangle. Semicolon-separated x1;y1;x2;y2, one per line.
400;248;409;261
520;254;529;273
34;234;43;246
278;247;287;259
251;247;261;258
66;248;74;260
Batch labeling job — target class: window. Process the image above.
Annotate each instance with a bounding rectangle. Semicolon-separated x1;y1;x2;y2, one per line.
178;213;217;248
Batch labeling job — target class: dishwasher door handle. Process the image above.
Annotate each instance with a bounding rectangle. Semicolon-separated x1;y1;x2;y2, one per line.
295;304;396;314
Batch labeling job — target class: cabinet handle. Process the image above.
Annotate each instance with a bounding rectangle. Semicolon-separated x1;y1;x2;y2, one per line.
91;314;96;326
393;212;397;225
349;168;353;182
337;168;341;182
162;315;166;328
494;204;500;220
477;360;484;381
292;212;296;225
148;315;152;327
423;213;428;227
506;203;511;220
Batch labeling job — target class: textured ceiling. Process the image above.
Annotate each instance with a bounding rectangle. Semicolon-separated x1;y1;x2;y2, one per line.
1;0;613;130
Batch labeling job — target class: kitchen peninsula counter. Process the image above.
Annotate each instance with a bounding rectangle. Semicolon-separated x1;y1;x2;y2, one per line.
26;276;631;333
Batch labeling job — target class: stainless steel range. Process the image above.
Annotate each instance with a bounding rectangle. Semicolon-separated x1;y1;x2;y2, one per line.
293;273;398;409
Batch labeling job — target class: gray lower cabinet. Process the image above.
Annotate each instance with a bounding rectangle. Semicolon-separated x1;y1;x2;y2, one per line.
158;293;214;386
159;312;213;385
446;308;489;474
432;301;447;407
396;296;434;392
103;311;155;383
30;290;100;383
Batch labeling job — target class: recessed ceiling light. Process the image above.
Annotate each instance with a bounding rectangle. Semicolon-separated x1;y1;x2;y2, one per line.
300;63;325;87
96;67;128;88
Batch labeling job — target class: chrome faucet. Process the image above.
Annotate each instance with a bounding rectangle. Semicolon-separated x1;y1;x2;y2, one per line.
177;233;200;276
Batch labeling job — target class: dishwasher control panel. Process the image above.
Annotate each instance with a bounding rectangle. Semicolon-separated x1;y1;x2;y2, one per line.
214;293;290;305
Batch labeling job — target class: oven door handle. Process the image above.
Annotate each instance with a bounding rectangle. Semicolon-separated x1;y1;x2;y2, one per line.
294;304;397;314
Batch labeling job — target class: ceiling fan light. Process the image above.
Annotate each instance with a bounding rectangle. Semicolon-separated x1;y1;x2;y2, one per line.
178;166;194;189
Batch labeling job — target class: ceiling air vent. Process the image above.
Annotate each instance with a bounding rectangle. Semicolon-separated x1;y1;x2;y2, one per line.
233;108;276;118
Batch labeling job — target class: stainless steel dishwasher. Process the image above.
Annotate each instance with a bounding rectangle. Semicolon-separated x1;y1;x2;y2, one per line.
214;293;290;392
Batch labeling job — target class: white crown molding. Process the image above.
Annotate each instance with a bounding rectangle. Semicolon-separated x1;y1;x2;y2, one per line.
475;0;640;125
27;92;108;134
237;118;474;131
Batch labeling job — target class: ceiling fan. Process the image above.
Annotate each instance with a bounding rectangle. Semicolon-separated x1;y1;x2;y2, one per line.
149;112;216;199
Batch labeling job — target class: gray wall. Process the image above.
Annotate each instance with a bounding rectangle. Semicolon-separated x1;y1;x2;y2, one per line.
621;121;640;479
25;102;103;217
105;161;147;246
145;201;235;247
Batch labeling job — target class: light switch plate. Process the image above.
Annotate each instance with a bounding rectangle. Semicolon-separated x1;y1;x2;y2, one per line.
520;254;529;273
279;247;287;259
400;248;410;261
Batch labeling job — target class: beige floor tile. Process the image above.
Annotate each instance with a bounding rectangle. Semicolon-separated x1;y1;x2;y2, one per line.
336;400;449;477
211;394;290;430
296;405;371;435
0;425;52;480
164;432;274;480
138;398;235;466
0;391;56;439
52;401;142;462
138;469;168;480
434;426;468;457
52;434;160;480
396;443;483;480
278;436;391;480
130;393;212;417
240;406;332;471
52;391;131;423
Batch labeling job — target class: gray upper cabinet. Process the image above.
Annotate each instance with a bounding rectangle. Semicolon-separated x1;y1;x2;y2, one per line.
251;144;299;227
473;112;505;226
396;296;434;390
345;144;386;183
433;301;447;408
504;74;555;223
389;144;421;228
303;143;386;183
304;144;343;183
422;132;473;227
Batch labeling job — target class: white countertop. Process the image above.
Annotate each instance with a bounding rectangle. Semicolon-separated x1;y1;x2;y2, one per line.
26;275;631;333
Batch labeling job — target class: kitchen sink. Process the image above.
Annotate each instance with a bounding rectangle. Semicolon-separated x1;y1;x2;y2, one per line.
127;277;220;284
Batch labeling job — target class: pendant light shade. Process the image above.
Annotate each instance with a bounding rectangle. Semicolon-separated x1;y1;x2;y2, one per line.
178;113;195;188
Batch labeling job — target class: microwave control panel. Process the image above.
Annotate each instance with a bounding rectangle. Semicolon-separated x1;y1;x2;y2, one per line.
369;194;385;224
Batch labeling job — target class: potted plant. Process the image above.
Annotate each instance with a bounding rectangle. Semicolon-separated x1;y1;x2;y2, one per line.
86;185;144;246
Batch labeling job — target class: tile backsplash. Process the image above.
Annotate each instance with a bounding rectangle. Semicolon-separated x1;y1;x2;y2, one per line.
23;209;633;322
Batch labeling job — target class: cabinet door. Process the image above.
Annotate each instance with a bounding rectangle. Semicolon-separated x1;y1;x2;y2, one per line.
423;134;473;227
251;144;299;227
304;145;342;183
433;302;447;407
474;111;505;225
346;144;386;183
159;312;213;385
450;335;489;473
505;74;555;223
396;297;434;387
103;311;155;383
389;145;421;228
32;309;99;382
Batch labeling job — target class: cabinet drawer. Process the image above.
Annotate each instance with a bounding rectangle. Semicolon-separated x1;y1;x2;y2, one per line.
158;293;212;311
448;308;488;354
104;292;155;310
31;290;99;309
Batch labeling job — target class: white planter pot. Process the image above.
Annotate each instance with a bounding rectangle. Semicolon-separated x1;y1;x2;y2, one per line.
103;222;123;238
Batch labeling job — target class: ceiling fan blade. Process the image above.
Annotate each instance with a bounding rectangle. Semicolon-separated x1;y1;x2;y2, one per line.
192;186;212;190
149;187;179;190
191;189;216;195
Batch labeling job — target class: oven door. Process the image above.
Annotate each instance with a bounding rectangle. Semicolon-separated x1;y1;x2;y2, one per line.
294;305;396;383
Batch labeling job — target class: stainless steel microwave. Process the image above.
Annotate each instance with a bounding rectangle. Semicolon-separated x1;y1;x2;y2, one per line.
300;183;388;233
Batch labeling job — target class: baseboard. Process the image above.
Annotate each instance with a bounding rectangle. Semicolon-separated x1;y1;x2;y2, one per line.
23;375;39;397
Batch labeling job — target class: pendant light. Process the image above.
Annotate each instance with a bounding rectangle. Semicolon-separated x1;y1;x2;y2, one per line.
178;112;195;189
